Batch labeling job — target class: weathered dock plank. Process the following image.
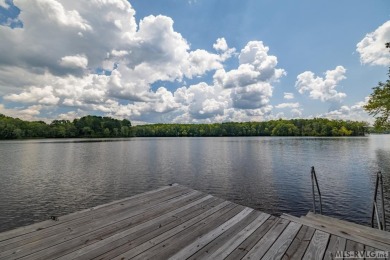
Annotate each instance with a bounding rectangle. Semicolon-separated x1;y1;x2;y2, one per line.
224;216;278;260
167;207;254;260
323;235;346;260
243;218;290;259
186;210;264;260
302;230;330;260
55;194;217;260
0;184;187;251
0;184;389;260
0;188;201;259
261;221;302;260
305;211;390;245
204;212;270;260
129;203;243;259
345;239;365;260
281;225;315;260
364;246;382;260
24;193;211;260
100;199;231;260
93;197;225;260
281;213;390;251
0;184;178;242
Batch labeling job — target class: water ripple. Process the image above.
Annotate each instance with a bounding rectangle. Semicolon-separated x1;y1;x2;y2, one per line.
0;135;389;232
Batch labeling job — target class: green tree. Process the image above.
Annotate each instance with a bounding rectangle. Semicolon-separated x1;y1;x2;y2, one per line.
120;126;129;136
271;122;299;136
103;128;110;137
364;42;390;129
13;128;23;139
338;126;352;136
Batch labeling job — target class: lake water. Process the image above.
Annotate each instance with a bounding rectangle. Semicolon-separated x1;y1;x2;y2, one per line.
0;135;389;232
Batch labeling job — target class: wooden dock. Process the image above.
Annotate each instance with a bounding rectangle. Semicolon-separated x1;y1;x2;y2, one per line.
0;184;389;259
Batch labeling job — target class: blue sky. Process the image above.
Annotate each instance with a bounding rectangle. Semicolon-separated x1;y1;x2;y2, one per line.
0;0;389;123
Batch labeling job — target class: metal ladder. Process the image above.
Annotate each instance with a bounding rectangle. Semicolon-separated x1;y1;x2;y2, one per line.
311;166;323;214
310;167;387;230
371;171;386;231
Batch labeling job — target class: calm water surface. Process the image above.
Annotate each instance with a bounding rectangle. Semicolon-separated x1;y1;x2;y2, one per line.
0;135;389;232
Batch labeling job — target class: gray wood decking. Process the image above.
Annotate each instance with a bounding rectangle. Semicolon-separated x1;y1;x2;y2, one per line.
0;184;389;259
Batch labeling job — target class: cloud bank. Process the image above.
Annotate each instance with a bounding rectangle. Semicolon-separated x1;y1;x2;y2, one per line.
0;0;383;124
0;0;285;123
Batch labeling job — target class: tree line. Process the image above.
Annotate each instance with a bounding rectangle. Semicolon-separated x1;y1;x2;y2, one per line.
132;119;368;137
0;114;132;139
0;114;370;139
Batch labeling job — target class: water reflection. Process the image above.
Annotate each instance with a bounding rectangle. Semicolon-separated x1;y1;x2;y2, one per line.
0;135;389;232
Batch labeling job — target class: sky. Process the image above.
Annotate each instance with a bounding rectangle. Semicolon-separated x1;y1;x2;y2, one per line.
0;0;389;124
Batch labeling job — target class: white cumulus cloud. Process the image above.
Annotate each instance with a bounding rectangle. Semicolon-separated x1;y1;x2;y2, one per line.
213;38;229;52
0;0;284;123
59;55;88;69
275;102;302;118
318;98;371;123
275;102;300;109
356;21;390;66
0;0;9;8
296;66;347;102
212;41;284;113
5;86;59;105
214;41;285;89
231;83;272;109
0;104;45;121
283;92;294;100
291;108;302;117
0;0;137;77
175;82;229;120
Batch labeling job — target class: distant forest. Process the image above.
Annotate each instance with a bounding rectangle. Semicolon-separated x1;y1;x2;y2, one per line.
0;114;372;139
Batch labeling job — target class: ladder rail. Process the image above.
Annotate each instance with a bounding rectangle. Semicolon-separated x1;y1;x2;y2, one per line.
371;171;386;231
311;166;323;214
